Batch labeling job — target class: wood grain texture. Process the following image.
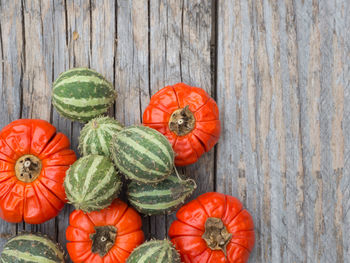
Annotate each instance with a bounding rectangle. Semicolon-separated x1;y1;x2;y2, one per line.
149;0;214;239
0;0;349;262
217;0;350;262
115;0;151;240
0;0;23;248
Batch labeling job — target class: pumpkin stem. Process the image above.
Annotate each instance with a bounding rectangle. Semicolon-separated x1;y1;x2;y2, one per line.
202;217;232;258
90;225;117;257
169;105;195;136
15;155;42;183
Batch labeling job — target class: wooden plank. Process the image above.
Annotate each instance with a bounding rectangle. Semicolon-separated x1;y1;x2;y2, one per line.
53;0;93;260
21;0;52;121
341;0;350;260
216;1;269;261
149;0;184;240
90;0;115;117
279;1;306;262
295;0;348;261
53;3;116;261
0;1;23;126
20;0;57;237
0;0;23;249
216;0;261;261
50;1;76;261
115;0;151;239
217;0;350;262
176;0;214;197
53;2;114;262
177;0;214;197
149;0;214;239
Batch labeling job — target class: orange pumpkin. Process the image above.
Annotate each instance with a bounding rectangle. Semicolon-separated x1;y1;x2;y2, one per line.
143;83;220;166
66;199;144;263
169;192;255;263
0;119;76;224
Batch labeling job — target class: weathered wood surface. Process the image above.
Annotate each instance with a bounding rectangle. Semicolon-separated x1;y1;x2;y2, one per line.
0;0;349;262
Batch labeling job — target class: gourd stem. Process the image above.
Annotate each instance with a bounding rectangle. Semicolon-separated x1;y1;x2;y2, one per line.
173;165;197;190
173;166;183;181
92;119;99;129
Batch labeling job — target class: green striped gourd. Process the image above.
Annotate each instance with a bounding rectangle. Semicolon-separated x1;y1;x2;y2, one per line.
0;233;65;263
64;155;122;212
111;125;175;183
126;240;181;263
127;172;196;215
79;116;123;157
52;68;117;122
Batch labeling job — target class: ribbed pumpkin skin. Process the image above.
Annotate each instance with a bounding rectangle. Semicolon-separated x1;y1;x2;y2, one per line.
52;68;117;122
79;116;123;157
127;240;181;263
0;233;65;263
127;172;196;215
111;125;175;183
64;155;122;212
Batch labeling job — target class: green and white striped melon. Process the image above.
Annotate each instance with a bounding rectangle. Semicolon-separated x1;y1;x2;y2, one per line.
79;116;123;157
0;233;65;263
64;155;122;212
126;240;181;263
52;68;117;122
111;125;175;183
127;172;196;215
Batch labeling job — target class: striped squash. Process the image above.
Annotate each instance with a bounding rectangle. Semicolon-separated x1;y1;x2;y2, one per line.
64;155;122;212
111;125;175;183
127;172;196;215
52;68;117;122
126;240;181;263
79;116;123;157
0;233;65;263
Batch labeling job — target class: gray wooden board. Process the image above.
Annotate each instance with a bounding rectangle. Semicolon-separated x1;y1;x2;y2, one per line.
0;0;349;262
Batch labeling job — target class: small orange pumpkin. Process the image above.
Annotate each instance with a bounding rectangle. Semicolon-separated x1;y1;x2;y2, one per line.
169;192;255;263
143;83;221;166
0;119;76;224
66;199;144;263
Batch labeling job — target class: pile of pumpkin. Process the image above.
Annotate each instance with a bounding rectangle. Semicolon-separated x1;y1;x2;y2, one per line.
0;68;254;262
